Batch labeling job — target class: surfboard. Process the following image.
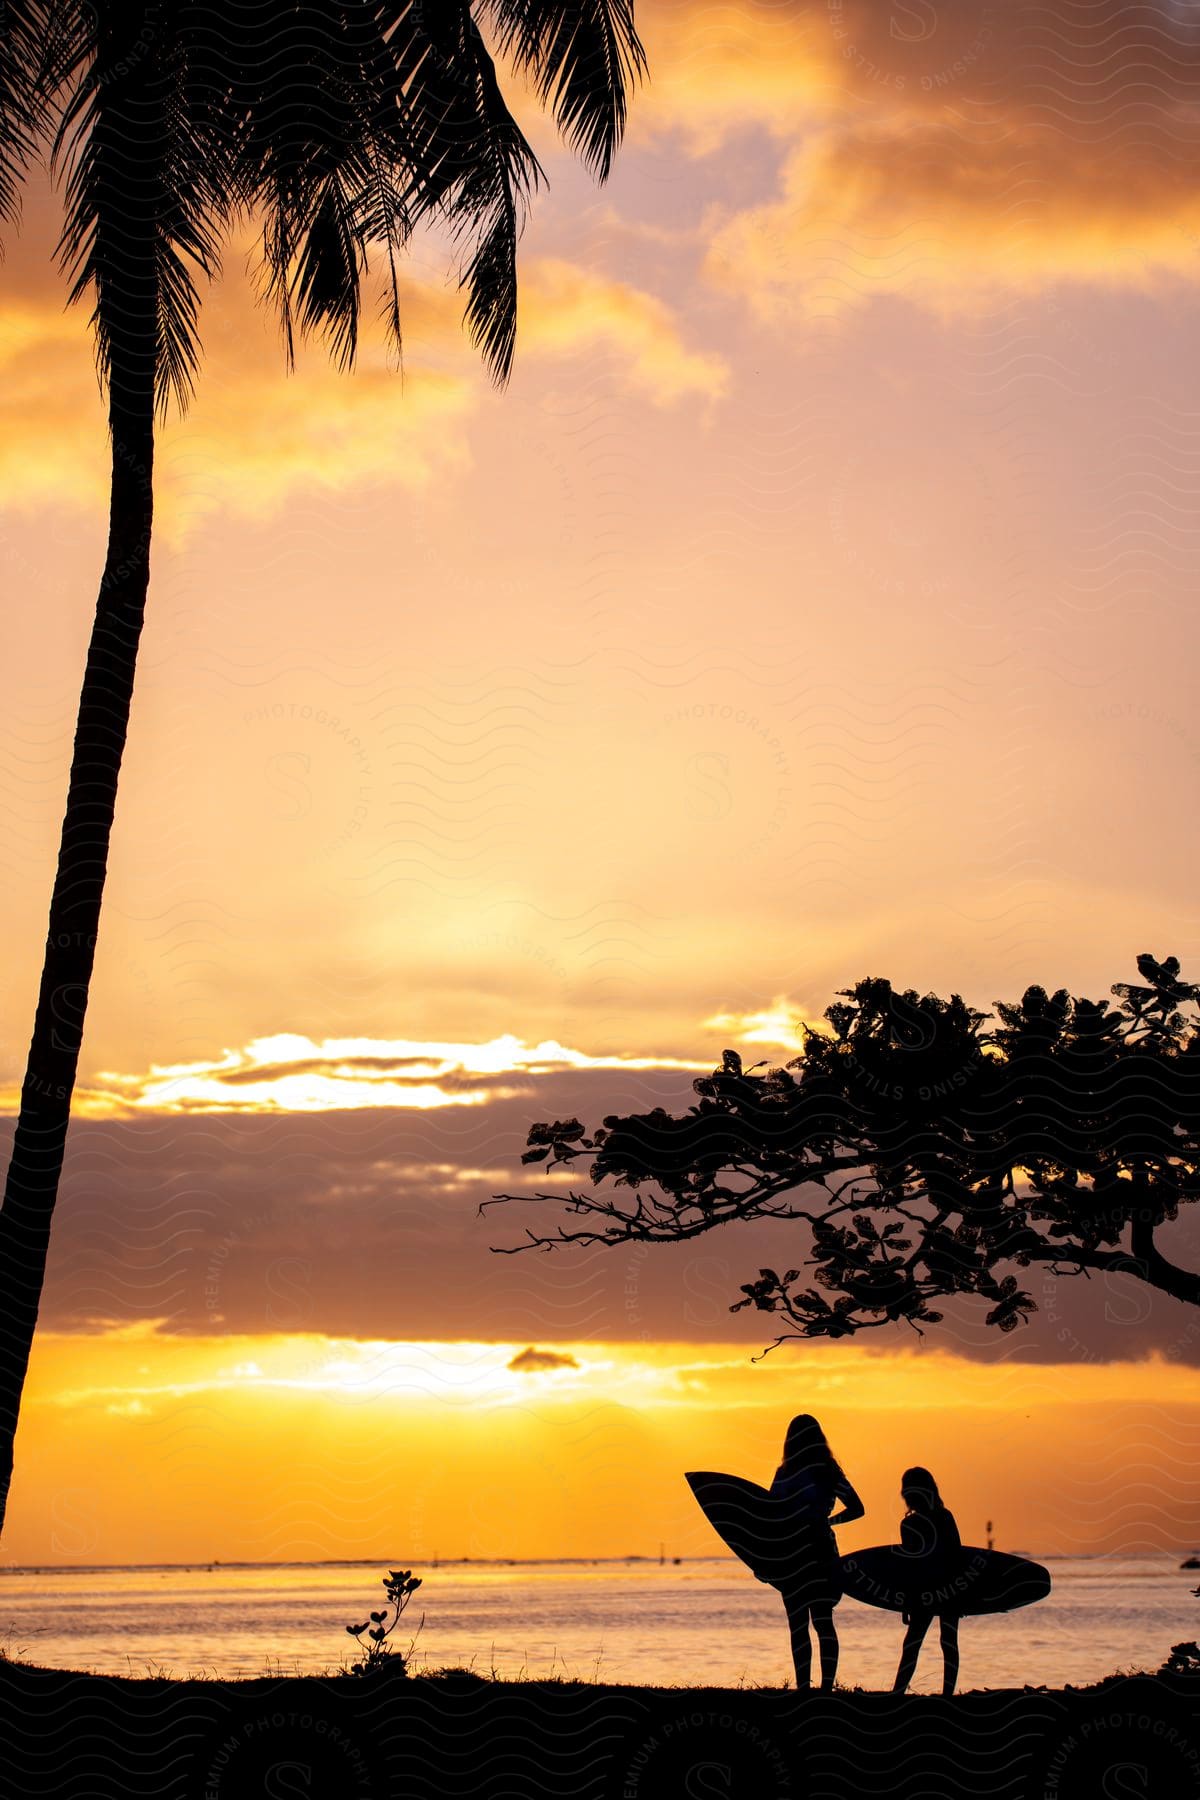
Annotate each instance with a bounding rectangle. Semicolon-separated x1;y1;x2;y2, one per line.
684;1471;839;1591
838;1543;1051;1616
686;1472;1051;1616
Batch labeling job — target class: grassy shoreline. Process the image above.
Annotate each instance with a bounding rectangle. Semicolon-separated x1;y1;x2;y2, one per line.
1;1659;1196;1798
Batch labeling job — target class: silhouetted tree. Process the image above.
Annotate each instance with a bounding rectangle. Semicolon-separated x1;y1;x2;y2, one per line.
488;955;1200;1348
0;1;645;1537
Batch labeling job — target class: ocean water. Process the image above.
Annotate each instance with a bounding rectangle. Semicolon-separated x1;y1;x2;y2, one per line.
0;1556;1193;1693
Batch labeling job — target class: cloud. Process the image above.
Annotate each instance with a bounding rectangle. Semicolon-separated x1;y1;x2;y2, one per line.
520;259;728;404
707;122;1200;322
631;1;834;151
176;256;725;531
633;0;1200;318
0;204;721;538
78;1032;709;1115
0;280;475;543
6;1070;1198;1368
167;315;476;537
0;303;110;514
507;1346;580;1373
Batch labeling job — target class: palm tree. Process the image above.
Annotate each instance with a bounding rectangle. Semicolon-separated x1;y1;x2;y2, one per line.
0;1;646;1539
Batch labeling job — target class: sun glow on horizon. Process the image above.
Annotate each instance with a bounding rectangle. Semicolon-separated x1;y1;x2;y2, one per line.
8;1328;1199;1567
702;998;818;1051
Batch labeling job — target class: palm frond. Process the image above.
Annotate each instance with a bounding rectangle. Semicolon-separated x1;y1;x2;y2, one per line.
291;168;366;371
53;5;224;421
357;143;410;364
452;9;541;382
0;1;54;232
236;6;413;369
39;0;645;409
485;0;646;180
398;3;542;382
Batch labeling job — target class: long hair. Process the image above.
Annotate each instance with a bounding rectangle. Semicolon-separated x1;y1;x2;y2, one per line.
901;1465;944;1514
776;1413;843;1500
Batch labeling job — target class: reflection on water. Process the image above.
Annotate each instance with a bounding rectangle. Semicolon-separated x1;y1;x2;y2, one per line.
0;1557;1191;1692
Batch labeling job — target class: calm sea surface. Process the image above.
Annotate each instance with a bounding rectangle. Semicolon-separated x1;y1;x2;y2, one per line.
0;1557;1193;1693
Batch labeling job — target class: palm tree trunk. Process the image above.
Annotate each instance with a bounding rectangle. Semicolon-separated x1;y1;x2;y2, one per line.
0;356;155;1537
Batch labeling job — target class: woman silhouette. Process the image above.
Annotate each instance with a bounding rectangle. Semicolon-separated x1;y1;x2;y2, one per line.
891;1466;962;1696
769;1414;864;1691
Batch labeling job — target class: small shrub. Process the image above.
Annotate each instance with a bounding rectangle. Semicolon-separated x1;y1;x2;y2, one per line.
344;1569;423;1678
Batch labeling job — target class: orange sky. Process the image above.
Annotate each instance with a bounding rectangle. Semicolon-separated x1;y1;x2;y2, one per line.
9;1330;1200;1566
2;1;1200;1563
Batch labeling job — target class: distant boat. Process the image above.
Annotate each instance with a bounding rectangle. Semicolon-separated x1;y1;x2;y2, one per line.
1181;1554;1200;1569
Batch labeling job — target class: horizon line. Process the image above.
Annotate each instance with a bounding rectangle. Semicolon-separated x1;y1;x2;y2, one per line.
0;1549;1171;1575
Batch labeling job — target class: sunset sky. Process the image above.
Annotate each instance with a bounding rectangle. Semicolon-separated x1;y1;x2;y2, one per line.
2;0;1200;1566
